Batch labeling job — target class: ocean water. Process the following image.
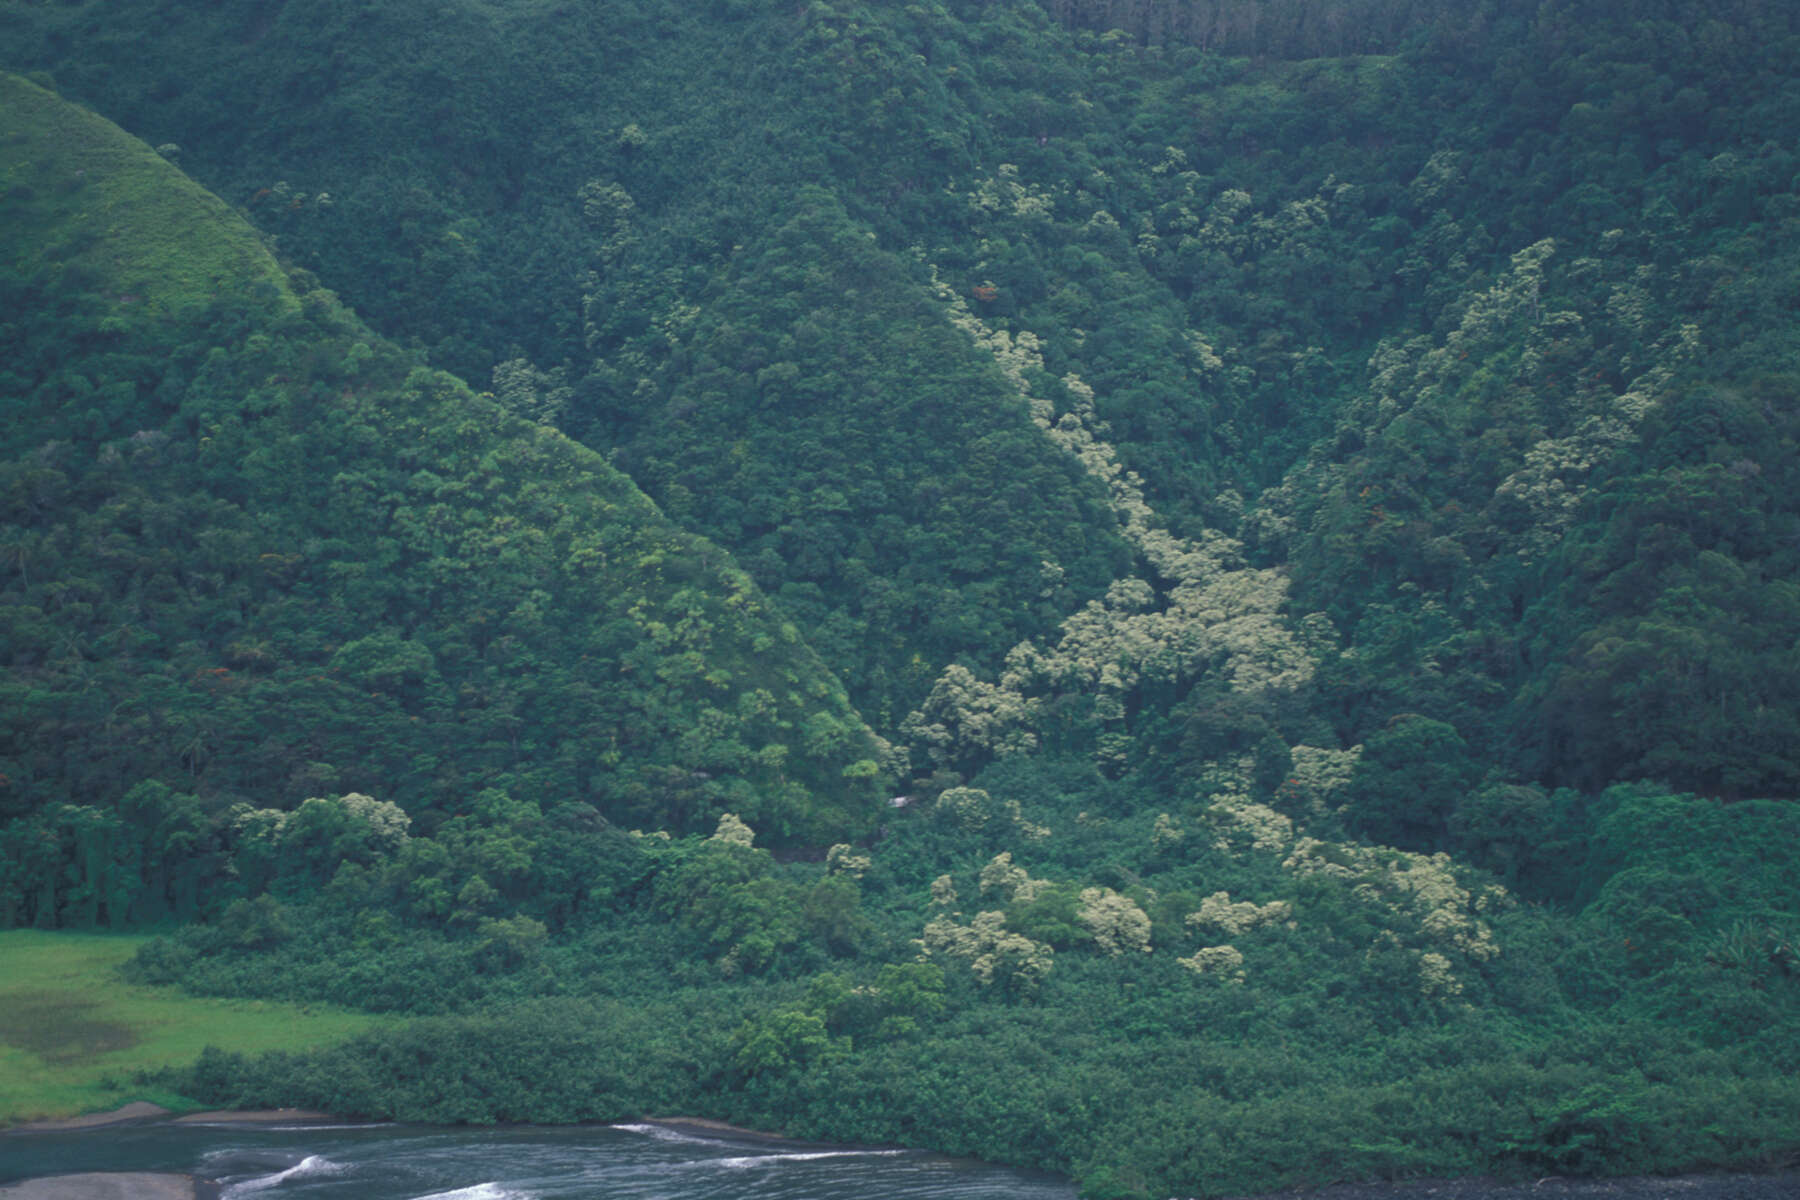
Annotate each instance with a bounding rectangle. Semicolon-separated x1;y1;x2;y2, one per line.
0;1118;1078;1200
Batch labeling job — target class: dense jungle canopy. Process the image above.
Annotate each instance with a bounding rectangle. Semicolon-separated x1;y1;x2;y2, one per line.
2;1;1798;1196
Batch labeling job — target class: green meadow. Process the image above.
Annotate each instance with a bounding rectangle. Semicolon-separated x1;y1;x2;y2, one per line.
0;73;295;330
0;931;378;1124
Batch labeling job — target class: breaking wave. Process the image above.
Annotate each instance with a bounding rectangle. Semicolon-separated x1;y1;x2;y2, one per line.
222;1153;343;1196
408;1184;536;1200
716;1150;909;1169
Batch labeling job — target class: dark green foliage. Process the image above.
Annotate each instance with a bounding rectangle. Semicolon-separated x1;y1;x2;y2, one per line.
583;188;1130;717
0;73;887;929
1344;715;1478;848
125;763;1800;1198
17;0;1800;791
6;1;1800;1197
171;997;702;1124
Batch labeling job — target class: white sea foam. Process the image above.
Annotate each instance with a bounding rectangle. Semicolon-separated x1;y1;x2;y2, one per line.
612;1121;731;1147
409;1183;535;1200
222;1153;343;1196
715;1150;908;1169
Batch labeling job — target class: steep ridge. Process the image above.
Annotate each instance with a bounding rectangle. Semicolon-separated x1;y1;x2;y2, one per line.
0;74;886;928
14;1;1798;803
0;0;1147;724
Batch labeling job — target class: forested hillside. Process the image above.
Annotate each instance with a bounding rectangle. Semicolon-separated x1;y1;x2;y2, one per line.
0;70;887;927
4;0;1800;1196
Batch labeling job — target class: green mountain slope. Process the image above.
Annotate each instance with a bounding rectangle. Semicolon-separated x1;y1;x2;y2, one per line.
0;70;290;332
14;3;1800;810
4;5;1800;1196
1;73;886;928
0;0;1150;723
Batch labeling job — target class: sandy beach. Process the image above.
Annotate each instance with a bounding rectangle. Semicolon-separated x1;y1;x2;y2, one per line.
8;1102;339;1134
7;1103;173;1133
640;1114;816;1144
1;1103;336;1200
0;1174;217;1200
170;1108;337;1125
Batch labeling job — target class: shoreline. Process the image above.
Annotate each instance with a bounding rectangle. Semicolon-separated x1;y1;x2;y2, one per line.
0;1174;218;1200
4;1104;1797;1200
0;1108;842;1200
171;1108;339;1126
5;1102;174;1134
638;1113;822;1145
5;1102;338;1134
0;1104;342;1200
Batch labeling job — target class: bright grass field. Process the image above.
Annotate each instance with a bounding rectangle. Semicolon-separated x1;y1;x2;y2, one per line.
0;930;380;1124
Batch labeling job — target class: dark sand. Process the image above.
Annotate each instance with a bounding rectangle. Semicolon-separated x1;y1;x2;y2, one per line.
8;1102;336;1133
643;1114;813;1144
0;1174;217;1200
9;1103;171;1133
1;1103;330;1200
171;1108;336;1125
